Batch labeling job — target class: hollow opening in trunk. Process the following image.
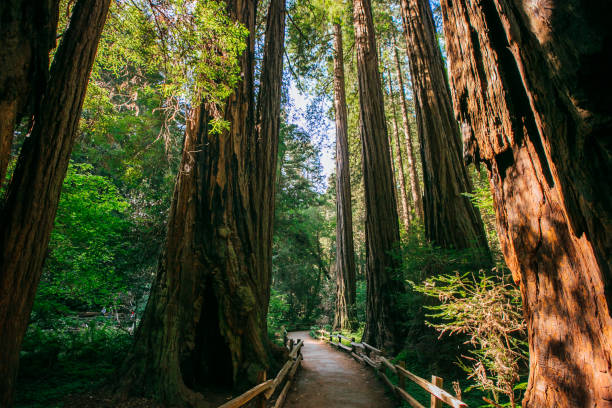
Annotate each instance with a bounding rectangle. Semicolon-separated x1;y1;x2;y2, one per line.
181;280;233;390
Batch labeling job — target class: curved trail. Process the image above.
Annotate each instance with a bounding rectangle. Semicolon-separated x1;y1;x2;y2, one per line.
285;331;396;408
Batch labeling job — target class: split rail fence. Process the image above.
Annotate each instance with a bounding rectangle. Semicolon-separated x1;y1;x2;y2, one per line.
218;337;303;408
315;329;467;408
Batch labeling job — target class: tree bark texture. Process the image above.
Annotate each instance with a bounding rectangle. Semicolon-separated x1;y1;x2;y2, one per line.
0;0;59;186
400;0;489;251
332;23;357;331
352;0;404;352
386;69;412;230
440;1;612;406
394;46;423;220
119;0;285;404
0;1;110;405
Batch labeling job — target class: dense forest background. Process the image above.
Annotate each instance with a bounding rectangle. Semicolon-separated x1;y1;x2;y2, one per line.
1;0;609;407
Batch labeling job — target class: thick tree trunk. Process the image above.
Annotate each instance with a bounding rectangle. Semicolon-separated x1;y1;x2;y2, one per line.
440;1;612;406
119;0;285;404
386;69;412;230
399;0;489;252
332;23;357;331
393;46;423;220
352;0;404;351
0;0;59;186
0;1;110;405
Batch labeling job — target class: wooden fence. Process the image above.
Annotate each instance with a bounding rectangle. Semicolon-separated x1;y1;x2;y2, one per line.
315;329;467;408
218;337;303;408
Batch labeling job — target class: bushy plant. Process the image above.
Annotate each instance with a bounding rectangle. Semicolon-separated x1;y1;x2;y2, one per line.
411;270;527;407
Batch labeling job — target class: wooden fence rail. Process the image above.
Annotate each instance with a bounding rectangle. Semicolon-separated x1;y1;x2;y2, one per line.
218;337;303;408
314;329;467;408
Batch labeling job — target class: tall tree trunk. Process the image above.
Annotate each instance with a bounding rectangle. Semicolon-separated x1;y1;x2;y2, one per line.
386;69;412;230
0;1;110;405
440;1;612;406
253;0;286;314
119;0;285;404
393;46;423;220
332;22;357;331
352;0;404;351
0;0;59;186
399;0;489;252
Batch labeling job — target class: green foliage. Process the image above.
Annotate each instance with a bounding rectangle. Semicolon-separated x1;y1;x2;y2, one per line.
271;122;334;329
16;323;131;408
34;163;133;321
412;271;528;406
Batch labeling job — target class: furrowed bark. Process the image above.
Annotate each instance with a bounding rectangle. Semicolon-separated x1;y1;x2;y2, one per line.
332;22;357;331
0;0;59;186
440;0;612;406
119;0;285;404
0;1;110;405
399;0;489;252
393;46;423;220
353;0;404;352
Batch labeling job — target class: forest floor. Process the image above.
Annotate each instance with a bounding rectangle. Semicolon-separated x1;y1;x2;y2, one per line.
284;331;397;408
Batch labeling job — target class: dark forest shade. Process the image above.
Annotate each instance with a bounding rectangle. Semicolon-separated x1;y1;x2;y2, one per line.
399;0;489;252
332;22;357;331
440;0;612;406
0;1;110;405
117;0;285;404
353;0;404;352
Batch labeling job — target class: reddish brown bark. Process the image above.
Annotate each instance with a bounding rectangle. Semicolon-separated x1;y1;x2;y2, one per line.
353;0;404;351
440;0;612;406
393;46;423;220
0;1;110;405
400;0;489;252
118;0;285;404
0;0;59;186
332;22;357;331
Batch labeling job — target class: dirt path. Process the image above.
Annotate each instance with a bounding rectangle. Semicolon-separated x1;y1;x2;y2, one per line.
284;331;396;408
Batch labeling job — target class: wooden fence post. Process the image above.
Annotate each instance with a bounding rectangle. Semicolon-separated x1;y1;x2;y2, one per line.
431;375;443;408
283;331;288;348
256;370;267;408
289;338;294;351
398;361;406;390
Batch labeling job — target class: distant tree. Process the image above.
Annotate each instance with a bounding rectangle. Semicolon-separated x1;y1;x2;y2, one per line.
399;0;489;252
353;0;404;351
0;1;110;405
393;45;423;220
440;1;612;406
332;21;358;331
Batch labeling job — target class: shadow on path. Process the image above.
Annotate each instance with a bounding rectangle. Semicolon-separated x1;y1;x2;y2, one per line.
285;331;396;408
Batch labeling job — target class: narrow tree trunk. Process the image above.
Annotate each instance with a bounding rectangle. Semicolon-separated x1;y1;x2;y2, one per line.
399;0;489;252
0;0;59;186
394;46;423;220
119;0;285;404
387;69;412;230
253;0;286;313
332;22;357;331
0;1;110;405
440;1;612;406
352;0;404;351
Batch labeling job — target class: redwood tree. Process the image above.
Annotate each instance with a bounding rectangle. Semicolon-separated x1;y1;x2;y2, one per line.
119;0;286;404
440;1;612;406
353;0;404;351
332;22;357;331
0;0;59;186
393;46;423;220
0;1;110;405
399;0;488;252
